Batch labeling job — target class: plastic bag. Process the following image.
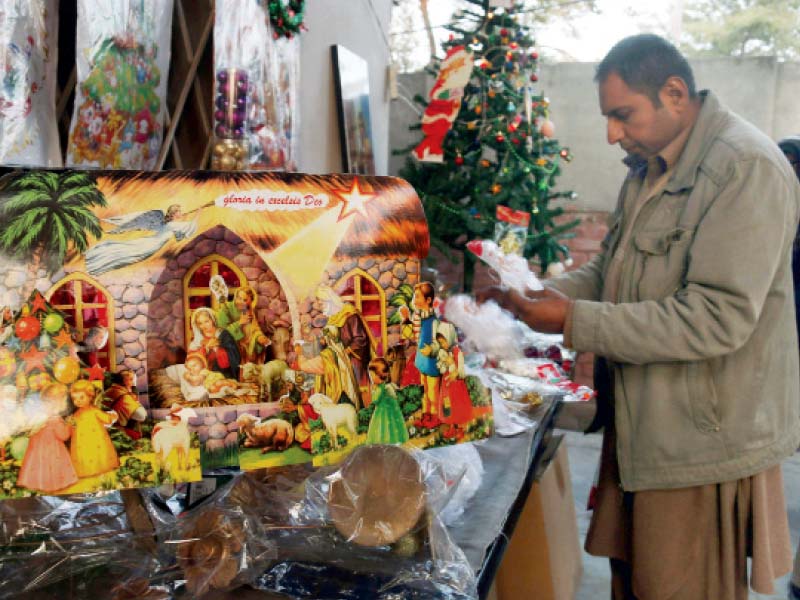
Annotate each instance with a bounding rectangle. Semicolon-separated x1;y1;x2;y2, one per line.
251;445;478;599
212;0;299;171
66;0;174;170
424;444;483;527
0;0;61;168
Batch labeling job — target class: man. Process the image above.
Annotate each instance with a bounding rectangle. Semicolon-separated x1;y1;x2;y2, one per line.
315;285;375;406
215;284;271;364
779;135;800;600
103;370;146;439
480;35;800;599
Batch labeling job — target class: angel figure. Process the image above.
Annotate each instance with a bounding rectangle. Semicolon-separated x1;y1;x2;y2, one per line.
84;202;213;275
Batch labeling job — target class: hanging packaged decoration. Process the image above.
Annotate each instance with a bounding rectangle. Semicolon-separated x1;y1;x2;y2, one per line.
265;0;306;39
212;0;300;172
0;0;61;168
66;0;174;170
413;45;472;163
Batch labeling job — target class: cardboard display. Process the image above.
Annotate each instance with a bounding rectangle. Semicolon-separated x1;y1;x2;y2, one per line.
0;169;493;498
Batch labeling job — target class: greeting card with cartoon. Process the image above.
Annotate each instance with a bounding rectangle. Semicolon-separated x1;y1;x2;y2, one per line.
0;169;493;495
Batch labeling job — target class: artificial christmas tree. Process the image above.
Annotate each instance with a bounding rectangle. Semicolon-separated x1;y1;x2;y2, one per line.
398;0;579;290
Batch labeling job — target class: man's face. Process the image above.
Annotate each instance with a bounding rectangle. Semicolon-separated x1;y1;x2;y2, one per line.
234;291;250;311
599;72;682;160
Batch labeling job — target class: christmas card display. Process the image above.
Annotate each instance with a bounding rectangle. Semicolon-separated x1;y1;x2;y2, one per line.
0;169;493;487
0;0;62;167
212;0;300;172
66;0;174;170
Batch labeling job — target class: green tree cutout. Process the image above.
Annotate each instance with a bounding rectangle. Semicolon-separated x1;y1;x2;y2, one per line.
0;172;108;298
397;0;579;291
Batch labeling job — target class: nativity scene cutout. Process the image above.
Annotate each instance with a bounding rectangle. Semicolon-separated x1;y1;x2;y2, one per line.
0;170;493;498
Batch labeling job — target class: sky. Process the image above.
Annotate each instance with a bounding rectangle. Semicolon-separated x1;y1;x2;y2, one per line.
394;0;681;67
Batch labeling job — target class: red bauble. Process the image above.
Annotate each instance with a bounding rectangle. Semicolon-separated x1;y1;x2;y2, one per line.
495;134;505;143
512;137;520;145
530;74;538;82
15;316;40;341
500;28;508;36
454;155;464;165
530;51;539;60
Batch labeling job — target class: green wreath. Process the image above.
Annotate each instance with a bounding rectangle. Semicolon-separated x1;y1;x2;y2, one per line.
267;0;306;39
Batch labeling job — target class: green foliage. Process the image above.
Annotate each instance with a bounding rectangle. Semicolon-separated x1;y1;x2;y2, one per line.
312;432;348;454
397;384;423;417
357;403;377;434
308;417;323;432
109;427;136;454
397;1;577;289
681;0;800;59
116;457;155;488
465;375;491;406
0;171;107;272
387;284;415;325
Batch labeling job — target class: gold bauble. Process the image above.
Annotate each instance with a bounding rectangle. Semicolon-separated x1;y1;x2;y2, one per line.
219;155;236;170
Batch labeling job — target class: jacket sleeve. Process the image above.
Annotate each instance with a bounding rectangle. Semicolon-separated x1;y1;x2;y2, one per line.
569;157;798;364
545;252;606;301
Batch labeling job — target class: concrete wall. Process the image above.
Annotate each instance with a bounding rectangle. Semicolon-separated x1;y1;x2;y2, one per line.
391;57;800;211
300;0;393;175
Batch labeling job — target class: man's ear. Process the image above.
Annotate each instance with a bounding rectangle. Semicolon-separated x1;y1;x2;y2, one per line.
660;76;690;109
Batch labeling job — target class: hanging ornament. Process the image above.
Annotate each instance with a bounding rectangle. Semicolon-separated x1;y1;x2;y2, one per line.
530;74;538;82
532;200;539;214
488;89;496;98
454;153;464;166
492;184;502;194
480;159;491;167
512;137;520;145
506;102;516;112
474;105;482;115
559;148;570;158
413;46;473;163
495;133;505;143
500;28;509;36
267;0;306;39
15;316;40;342
53;356;80;385
42;312;64;334
510;42;518;50
467;121;477;130
540;119;555;138
530;51;539;60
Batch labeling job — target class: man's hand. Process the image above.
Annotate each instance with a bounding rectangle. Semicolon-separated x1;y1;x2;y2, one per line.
474;286;572;334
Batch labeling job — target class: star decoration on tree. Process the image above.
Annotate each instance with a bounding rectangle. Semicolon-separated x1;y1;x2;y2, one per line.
53;329;74;350
30;292;48;314
334;178;376;222
87;363;106;381
19;347;47;373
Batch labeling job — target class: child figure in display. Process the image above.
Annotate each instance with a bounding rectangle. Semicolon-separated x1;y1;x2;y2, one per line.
366;358;409;445
435;323;473;437
17;383;79;493
69;379;119;478
411;282;441;417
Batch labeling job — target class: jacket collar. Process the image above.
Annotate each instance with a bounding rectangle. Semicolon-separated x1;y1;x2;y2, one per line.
663;90;728;193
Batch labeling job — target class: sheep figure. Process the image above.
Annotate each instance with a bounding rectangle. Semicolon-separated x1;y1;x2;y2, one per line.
307;393;357;450
152;405;197;472
240;359;289;400
236;413;294;453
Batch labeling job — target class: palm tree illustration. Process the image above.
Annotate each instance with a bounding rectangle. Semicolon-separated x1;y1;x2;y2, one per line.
0;171;107;299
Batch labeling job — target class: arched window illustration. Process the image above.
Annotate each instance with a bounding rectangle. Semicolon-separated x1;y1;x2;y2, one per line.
47;274;115;369
183;254;246;346
335;268;387;357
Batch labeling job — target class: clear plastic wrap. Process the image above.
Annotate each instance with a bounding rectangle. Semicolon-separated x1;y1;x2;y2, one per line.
0;0;61;168
212;0;299;172
66;0;174;170
243;445;478;599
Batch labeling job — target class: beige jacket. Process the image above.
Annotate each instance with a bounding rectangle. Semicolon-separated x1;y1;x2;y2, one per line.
550;91;800;490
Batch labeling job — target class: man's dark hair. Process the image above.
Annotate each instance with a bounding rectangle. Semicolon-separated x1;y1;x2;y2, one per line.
595;34;697;106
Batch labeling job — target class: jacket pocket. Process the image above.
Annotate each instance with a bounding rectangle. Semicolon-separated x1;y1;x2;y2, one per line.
686;361;721;433
633;227;693;300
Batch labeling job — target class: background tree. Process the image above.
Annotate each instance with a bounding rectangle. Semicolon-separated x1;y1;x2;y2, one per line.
0;171;107;298
681;0;800;59
397;0;578;291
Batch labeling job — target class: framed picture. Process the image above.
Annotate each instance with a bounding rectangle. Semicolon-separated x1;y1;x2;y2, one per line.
331;45;376;175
